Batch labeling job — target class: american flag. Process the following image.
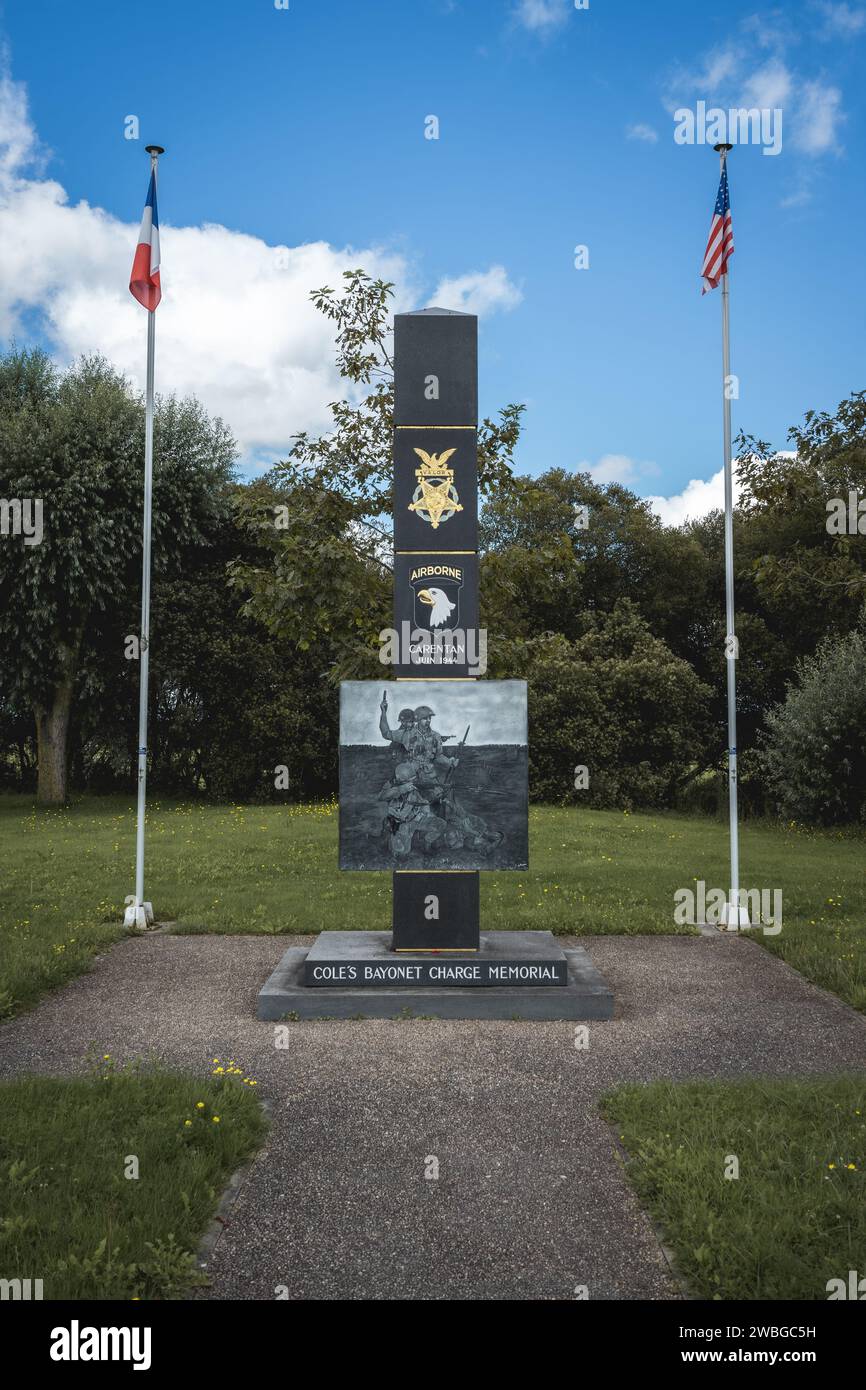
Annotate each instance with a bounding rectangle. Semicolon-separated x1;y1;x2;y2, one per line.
701;160;733;294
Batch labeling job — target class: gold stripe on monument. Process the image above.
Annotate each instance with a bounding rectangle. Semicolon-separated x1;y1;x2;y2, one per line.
395;869;477;874
395;425;476;431
394;948;479;954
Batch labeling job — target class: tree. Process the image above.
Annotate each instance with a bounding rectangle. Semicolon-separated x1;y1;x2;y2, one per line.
495;602;713;808
0;349;236;803
678;508;797;796
230;271;524;679
735;390;866;648
759;614;866;824
36;502;339;802
139;531;340;801
671;388;866;810
480;467;709;654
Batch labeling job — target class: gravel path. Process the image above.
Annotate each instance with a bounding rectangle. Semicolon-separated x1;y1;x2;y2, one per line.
2;930;865;1300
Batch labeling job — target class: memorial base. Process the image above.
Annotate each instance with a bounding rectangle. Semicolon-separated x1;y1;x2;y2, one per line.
257;931;613;1021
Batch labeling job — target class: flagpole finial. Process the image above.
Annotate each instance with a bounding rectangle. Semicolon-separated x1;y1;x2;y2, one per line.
713;143;733;152
145;145;165;159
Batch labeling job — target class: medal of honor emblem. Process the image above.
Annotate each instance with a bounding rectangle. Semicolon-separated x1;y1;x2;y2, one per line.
408;448;464;530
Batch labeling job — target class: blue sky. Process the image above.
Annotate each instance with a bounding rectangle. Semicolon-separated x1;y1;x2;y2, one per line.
1;0;864;520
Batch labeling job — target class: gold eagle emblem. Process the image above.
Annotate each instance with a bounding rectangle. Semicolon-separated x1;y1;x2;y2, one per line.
408;448;463;530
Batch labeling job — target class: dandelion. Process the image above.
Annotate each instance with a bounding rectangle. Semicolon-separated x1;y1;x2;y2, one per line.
184;1120;192;1127
196;1102;205;1109
212;1115;221;1123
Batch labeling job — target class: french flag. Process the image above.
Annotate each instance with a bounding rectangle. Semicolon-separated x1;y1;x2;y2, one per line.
129;170;161;311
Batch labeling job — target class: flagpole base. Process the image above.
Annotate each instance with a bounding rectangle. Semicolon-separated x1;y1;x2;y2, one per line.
720;901;751;931
124;896;154;930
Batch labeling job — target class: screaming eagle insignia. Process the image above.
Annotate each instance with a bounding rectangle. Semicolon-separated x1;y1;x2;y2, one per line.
408;448;464;531
410;564;463;628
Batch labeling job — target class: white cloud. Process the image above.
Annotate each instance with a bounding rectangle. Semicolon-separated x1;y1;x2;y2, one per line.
742;12;800;50
662;21;847;167
625;123;659;143
644;469;740;527
0;67;517;469
818;2;866;38
428;265;522;317
742;57;792;110
780;182;814;208
586;454;640;485
580;452;806;528
512;0;569;33
577;454;660;488
793;78;845;154
669;44;739;96
644;453;797;527
0;69;41;180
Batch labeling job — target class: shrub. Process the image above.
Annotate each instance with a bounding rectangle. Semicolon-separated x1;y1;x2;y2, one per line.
759;613;866;824
495;602;713;808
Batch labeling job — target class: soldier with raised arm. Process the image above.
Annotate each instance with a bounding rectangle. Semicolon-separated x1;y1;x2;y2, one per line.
379;691;418;762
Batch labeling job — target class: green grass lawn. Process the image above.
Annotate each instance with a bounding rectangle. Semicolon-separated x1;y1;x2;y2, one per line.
602;1075;866;1301
0;1059;267;1300
1;794;865;1016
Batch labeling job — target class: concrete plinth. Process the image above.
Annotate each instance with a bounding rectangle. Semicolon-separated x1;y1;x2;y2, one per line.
257;931;614;1021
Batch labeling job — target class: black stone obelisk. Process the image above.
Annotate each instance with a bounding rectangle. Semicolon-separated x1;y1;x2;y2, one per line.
391;308;480;953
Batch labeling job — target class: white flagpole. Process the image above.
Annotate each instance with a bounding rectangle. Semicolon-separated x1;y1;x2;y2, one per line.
715;143;748;930
125;144;163;931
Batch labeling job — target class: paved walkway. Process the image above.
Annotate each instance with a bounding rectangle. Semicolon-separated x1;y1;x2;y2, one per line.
2;931;866;1300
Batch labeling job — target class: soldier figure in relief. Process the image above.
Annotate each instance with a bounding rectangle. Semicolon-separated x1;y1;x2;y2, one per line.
376;694;502;858
378;695;417;763
410;705;458;794
377;761;446;858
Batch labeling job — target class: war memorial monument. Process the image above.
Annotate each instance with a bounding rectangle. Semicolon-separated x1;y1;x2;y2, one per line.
258;310;613;1020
